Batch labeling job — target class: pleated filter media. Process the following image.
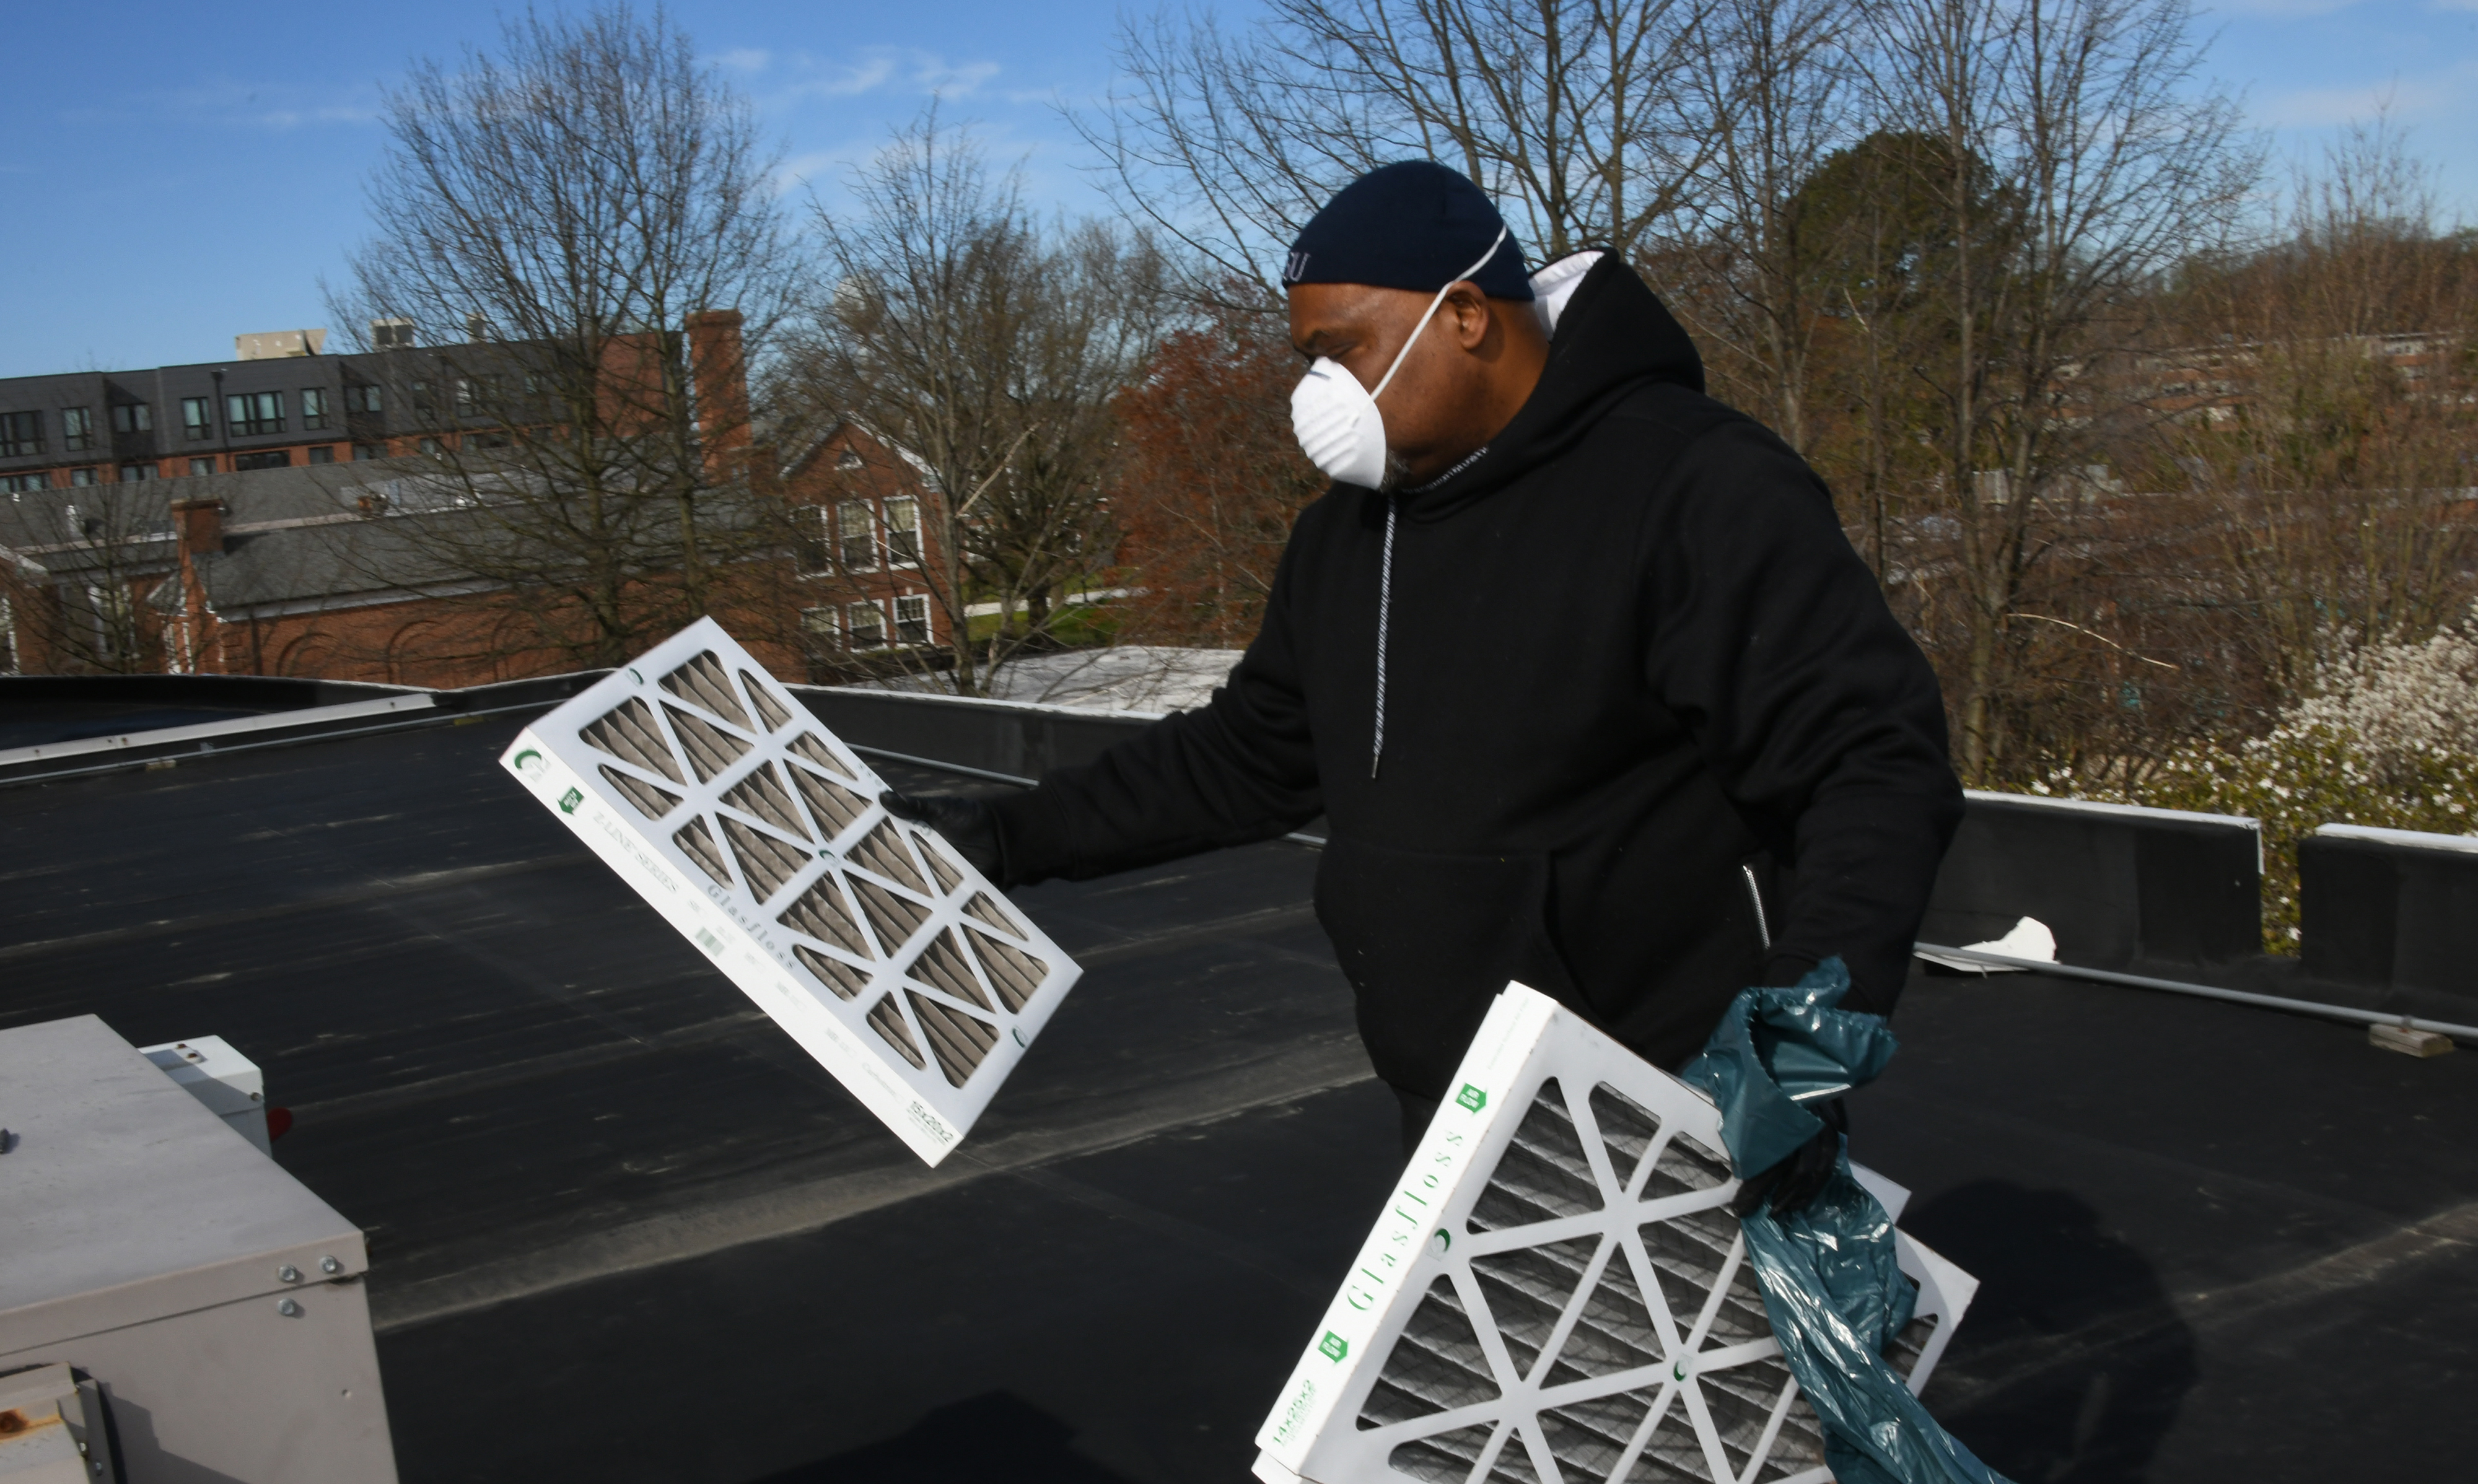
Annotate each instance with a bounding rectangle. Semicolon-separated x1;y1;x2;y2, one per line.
501;618;1080;1165
1254;984;1977;1484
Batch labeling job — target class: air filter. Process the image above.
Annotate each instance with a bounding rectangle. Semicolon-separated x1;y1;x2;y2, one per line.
1253;982;1977;1484
501;618;1080;1165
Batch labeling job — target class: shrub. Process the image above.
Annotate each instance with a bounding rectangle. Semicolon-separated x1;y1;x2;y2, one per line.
2033;618;2478;951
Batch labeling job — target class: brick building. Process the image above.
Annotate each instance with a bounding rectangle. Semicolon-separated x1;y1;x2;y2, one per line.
777;420;947;669
1;318;955;683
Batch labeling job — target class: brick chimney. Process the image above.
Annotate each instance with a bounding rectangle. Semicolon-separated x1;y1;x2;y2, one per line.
170;496;227;556
684;309;750;471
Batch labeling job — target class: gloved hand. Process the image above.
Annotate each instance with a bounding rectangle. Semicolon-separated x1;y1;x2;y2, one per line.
879;790;1005;881
1730;1096;1847;1219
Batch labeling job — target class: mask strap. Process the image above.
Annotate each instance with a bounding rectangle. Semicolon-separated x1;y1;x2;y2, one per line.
1367;225;1510;404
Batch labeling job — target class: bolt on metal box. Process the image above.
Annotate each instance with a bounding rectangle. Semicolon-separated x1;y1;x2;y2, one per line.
0;1016;396;1483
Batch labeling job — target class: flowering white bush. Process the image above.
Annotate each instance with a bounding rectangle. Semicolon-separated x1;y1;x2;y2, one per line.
2287;620;2478;760
2033;615;2478;951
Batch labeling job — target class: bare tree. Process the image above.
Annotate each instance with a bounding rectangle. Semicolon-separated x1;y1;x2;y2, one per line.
1078;0;1719;305
2152;123;2478;710
783;110;1169;695
1113;284;1329;647
1868;0;2253;779
1663;0;1864;453
326;4;796;669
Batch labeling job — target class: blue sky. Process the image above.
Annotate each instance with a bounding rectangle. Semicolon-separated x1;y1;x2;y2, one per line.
2;0;2472;380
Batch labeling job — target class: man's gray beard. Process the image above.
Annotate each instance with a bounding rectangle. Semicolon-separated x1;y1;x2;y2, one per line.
1376;449;1415;492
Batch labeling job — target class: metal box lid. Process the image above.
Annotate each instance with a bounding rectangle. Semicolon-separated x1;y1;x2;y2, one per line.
0;1016;366;1355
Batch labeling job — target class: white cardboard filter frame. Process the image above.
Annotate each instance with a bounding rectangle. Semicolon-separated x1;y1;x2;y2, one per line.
1253;982;1977;1484
501;617;1080;1165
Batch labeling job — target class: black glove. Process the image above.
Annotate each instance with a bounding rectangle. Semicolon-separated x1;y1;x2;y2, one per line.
1731;1097;1848;1220
879;790;1005;881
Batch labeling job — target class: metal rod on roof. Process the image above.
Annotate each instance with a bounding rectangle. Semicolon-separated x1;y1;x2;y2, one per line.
1914;943;2478;1042
842;742;1328;849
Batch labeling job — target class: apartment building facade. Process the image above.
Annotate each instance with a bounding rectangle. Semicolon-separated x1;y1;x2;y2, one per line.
0;326;578;499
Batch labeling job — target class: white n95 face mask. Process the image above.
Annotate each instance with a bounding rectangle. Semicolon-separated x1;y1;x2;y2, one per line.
1289;227;1509;489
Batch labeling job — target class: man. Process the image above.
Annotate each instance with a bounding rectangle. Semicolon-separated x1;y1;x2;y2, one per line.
890;162;1962;1215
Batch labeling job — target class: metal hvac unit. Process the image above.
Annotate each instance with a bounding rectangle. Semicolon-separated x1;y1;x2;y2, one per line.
1253;983;1977;1484
0;1015;396;1484
503;618;1080;1165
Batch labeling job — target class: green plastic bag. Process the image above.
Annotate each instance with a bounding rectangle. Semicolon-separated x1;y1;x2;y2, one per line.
1679;959;2014;1484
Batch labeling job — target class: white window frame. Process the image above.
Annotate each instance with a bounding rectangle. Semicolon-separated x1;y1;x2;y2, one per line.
845;598;887;651
884;496;921;568
793;505;834;578
893;593;930;647
838;499;878;572
799;605;838;642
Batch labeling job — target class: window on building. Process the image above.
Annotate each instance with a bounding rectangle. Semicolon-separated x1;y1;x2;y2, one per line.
836;448;864;471
418;437;443;456
455;378;477;415
233;450;291;471
793;505;833;577
188;457;216;476
800;606;838;642
307;445;335;464
119;463;154;481
838;499;877;571
302;388;330;430
349;385;382;414
86;582;133;663
111;403;152;434
2;473;48;494
846;600;887;650
69;466;99;486
225;390;284;436
62;408;94;452
411;380;435;417
885;497;921;565
354;443;384;461
894;594;930;647
183;397;212;440
1;410;43;457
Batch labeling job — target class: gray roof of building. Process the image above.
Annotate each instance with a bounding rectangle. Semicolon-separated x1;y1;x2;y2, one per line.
5;456;769;618
0;684;2468;1480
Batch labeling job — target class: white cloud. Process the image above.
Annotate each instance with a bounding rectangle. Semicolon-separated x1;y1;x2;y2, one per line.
2207;0;2366;15
773;48;1004;103
714;48;771;72
914;58;1001;96
795;55;898;98
2257;77;2438;126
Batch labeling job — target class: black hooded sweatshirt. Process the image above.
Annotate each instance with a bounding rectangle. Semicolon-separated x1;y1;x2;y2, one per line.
988;257;1962;1099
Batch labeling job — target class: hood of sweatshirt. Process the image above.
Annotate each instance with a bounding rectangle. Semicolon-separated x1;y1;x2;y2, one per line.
1402;255;1705;522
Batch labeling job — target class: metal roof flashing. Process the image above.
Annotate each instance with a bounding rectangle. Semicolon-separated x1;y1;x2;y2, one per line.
0;1015;366;1356
2314;822;2478;855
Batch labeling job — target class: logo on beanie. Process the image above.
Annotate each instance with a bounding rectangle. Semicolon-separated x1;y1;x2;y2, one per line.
1284;250;1311;282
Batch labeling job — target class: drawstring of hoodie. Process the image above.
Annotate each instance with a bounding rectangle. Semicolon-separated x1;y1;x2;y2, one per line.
1370;445;1489;780
1372;495;1396;779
